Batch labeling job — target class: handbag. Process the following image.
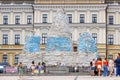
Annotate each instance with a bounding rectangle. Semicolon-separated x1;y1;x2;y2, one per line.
34;69;38;74
40;70;44;74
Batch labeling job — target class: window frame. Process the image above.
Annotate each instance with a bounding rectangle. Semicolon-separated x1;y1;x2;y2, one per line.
15;34;20;45
3;34;8;45
3;15;8;25
14;54;19;64
42;33;47;44
15;15;20;24
27;15;32;24
92;14;97;23
67;14;72;23
80;14;85;23
2;54;8;63
92;33;97;43
108;34;114;45
42;14;48;23
109;15;114;25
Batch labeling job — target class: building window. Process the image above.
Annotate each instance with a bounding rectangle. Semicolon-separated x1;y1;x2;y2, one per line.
92;14;97;23
15;34;20;45
42;33;47;44
70;33;72;39
14;54;19;64
15;15;20;24
109;16;113;25
42;14;47;23
80;14;85;23
3;15;8;25
67;14;72;23
3;34;8;45
27;15;32;24
92;33;97;43
108;34;114;45
2;54;8;63
108;54;113;59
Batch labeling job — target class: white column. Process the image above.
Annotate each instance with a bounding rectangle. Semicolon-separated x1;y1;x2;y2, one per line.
99;28;102;43
34;10;37;23
22;29;25;44
37;11;40;23
49;10;53;23
10;12;14;24
74;10;78;23
102;10;105;23
115;29;119;45
86;10;90;23
38;28;40;36
102;28;106;44
10;54;13;65
22;12;25;24
10;29;14;44
0;13;1;24
73;28;78;41
0;30;1;44
115;12;119;24
39;11;41;23
99;10;105;23
99;11;102;23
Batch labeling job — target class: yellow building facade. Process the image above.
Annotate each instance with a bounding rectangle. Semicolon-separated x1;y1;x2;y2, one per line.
0;0;120;65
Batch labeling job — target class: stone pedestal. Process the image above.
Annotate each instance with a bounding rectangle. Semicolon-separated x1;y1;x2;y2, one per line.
19;52;97;67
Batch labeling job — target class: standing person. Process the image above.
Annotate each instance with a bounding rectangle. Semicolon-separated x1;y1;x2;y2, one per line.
90;59;96;76
18;62;23;79
96;58;102;76
31;61;35;75
90;60;94;76
114;53;120;76
42;62;46;72
102;58;108;77
35;62;41;75
108;57;114;76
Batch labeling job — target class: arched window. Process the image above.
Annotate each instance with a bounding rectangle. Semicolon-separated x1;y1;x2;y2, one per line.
2;54;8;62
14;54;19;64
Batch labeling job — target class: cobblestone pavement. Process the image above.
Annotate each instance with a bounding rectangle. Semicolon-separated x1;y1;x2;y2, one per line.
0;76;120;80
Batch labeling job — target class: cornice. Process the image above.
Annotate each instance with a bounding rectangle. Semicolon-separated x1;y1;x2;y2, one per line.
0;24;33;29
33;4;107;11
0;5;33;12
107;5;120;12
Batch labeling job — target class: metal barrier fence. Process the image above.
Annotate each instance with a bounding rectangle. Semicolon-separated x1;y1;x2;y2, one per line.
0;66;90;75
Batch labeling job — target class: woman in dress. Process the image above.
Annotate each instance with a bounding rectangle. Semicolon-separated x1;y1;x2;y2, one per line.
18;62;23;79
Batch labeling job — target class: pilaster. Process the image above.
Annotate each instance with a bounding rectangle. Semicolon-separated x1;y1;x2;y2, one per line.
49;10;53;23
74;10;78;23
10;12;14;24
21;29;25;44
115;29;119;45
22;12;25;24
86;10;90;23
10;29;14;44
99;28;103;43
115;12;119;24
0;29;1;44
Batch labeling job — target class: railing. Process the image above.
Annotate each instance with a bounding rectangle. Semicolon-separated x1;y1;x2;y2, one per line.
0;66;90;75
34;23;106;28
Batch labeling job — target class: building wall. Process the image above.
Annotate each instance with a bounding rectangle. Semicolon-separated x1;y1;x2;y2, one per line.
0;1;120;65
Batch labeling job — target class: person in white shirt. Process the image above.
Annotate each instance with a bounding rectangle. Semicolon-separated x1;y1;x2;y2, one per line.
108;58;114;76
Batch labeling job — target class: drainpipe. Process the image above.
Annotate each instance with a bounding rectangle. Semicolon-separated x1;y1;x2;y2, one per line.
105;3;108;59
32;4;34;31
